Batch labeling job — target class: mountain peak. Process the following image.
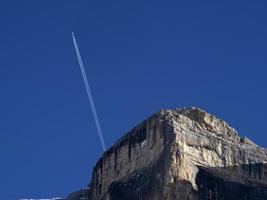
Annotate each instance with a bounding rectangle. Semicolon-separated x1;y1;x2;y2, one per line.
68;107;267;200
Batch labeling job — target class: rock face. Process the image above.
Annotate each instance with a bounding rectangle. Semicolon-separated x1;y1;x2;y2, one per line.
74;107;267;200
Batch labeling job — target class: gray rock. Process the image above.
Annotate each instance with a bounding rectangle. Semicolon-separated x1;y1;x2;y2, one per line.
73;107;267;200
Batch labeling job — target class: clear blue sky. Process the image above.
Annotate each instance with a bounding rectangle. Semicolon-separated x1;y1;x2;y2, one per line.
1;1;267;199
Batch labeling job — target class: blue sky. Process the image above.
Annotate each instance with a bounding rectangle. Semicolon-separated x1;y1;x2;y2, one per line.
1;1;267;199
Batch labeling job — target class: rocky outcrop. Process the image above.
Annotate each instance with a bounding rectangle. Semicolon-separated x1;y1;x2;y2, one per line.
71;107;267;200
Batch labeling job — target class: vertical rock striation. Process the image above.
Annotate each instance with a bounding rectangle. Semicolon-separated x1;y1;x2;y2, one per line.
70;107;267;200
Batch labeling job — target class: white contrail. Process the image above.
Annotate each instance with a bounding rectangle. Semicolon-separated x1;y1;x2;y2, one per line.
72;32;106;151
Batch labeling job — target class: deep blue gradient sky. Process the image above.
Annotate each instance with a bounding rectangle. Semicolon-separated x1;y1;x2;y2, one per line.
1;1;267;199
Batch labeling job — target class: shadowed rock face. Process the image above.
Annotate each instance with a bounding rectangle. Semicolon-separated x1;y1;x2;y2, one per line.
108;154;165;200
68;107;267;200
196;167;267;200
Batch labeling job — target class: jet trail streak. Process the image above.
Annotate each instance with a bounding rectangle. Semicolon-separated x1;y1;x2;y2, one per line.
72;32;106;151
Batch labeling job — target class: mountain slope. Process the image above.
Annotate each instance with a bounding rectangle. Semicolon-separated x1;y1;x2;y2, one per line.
69;107;267;200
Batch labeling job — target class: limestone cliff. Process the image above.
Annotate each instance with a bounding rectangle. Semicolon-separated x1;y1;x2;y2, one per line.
69;107;267;200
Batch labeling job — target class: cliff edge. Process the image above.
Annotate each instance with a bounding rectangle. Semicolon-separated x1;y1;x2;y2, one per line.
68;107;267;200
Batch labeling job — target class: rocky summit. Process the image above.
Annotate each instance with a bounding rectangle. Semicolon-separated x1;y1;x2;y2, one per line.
68;107;267;200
